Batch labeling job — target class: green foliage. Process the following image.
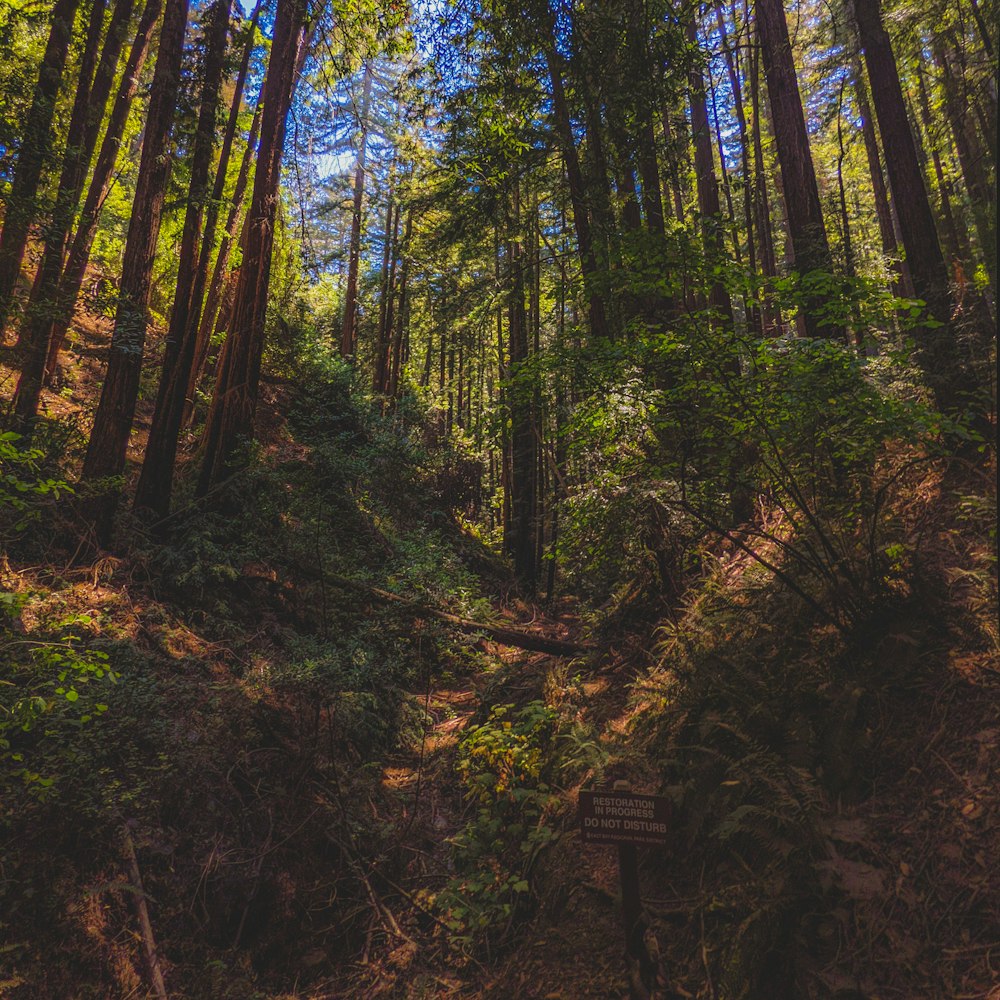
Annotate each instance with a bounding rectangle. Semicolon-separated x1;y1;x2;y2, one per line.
430;701;562;954
0;431;69;536
0;599;116;800
552;310;952;625
629;574;855;997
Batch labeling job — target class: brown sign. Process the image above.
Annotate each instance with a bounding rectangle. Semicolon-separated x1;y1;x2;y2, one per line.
579;789;671;847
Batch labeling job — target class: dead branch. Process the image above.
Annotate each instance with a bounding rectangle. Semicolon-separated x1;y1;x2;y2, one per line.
122;823;168;1000
318;572;596;657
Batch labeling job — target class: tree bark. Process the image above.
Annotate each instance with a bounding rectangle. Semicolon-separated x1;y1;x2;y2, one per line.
388;208;413;399
748;5;780;335
197;0;309;496
715;2;761;333
81;0;190;539
0;0;82;335
688;17;735;327
755;0;839;340
184;91;264;425
11;0;111;428
933;38;997;296
850;54;910;295
851;0;965;410
503;181;538;591
913;65;973;270
135;0;234;517
41;0;162;381
374;193;399;396
340;63;373;357
537;7;610;342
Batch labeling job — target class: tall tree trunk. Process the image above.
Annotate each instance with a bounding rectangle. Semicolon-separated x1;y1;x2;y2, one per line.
755;0;839;340
81;0;190;539
184;91;264;424
748;6;780;334
373;191;397;395
715;2;762;333
913;66;973;270
537;10;610;341
340;63;373;357
933;38;997;296
388;208;413;400
851;54;910;295
11;0;110;427
0;0;82;335
167;0;260;400
707;60;742;265
851;0;967;410
41;0;162;381
625;0;665;237
197;0;308;496
135;0;233;517
660;111;686;223
688;18;735;327
506;183;537;591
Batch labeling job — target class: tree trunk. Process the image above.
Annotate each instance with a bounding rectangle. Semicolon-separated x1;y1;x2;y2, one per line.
707;60;741;265
538;10;610;341
135;0;233;517
340;64;373;357
851;54;910;295
184;92;264;425
11;0;111;428
506;182;537;592
933;38;996;296
41;0;162;381
716;2;761;333
0;0;82;335
851;0;965;410
688;17;735;327
748;10;780;335
373;191;397;395
755;0;839;340
81;0;190;539
913;66;972;270
388;208;413;400
165;0;260;411
197;0;308;496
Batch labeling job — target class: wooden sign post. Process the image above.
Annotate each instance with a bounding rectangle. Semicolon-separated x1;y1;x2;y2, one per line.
579;781;671;997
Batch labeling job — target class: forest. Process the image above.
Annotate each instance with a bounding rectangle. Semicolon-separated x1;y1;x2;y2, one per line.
0;0;995;995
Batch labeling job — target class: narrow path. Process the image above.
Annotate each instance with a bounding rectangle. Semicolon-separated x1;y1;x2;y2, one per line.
341;599;643;998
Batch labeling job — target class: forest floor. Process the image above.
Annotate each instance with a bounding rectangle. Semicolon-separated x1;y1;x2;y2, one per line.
1;297;998;999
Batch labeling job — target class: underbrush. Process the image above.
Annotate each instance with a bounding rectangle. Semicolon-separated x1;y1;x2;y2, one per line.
0;342;511;997
614;452;996;998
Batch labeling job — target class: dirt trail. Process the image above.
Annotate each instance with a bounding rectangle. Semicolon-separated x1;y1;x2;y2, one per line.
334;597;651;999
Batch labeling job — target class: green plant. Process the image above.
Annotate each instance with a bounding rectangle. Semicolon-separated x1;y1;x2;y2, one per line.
0;602;117;798
0;431;69;536
431;701;562;954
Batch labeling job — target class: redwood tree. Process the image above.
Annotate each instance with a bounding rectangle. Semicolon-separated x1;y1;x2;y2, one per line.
81;0;190;536
197;0;309;496
340;63;373;358
755;0;839;340
41;0;163;383
851;0;965;410
0;0;82;334
135;0;234;517
13;0;137;429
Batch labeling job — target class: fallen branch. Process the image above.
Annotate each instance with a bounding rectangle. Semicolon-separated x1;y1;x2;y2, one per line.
122;823;168;1000
320;572;595;657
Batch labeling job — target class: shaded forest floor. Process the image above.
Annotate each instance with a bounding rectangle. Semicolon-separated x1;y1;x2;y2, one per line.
0;301;998;999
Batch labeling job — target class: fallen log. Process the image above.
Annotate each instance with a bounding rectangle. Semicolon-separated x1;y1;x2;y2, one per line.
321;572;595;657
122;823;168;1000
